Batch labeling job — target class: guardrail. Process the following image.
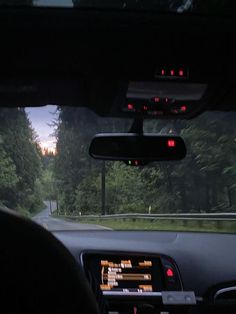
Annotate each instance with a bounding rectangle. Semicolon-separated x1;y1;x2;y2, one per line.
55;212;236;222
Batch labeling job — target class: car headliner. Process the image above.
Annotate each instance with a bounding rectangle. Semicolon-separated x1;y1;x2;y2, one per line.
0;6;235;116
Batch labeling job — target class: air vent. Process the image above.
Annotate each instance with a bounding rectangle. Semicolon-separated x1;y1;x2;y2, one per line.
214;287;236;305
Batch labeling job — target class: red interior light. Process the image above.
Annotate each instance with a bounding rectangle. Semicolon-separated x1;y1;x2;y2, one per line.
179;69;184;77
127;103;134;110
166;268;174;277
161;69;165;76
143;105;148;111
170;69;175;76
154;97;160;103
180;105;187;112
134;160;139;166
167;140;176;147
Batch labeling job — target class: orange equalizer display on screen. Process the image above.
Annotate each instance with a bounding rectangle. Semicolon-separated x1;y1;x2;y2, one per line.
100;258;157;293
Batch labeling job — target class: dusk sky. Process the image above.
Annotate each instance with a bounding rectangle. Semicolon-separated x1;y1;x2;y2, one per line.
26;105;58;152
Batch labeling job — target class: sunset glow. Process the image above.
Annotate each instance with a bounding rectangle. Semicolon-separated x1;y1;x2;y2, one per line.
40;140;57;155
26;105;58;156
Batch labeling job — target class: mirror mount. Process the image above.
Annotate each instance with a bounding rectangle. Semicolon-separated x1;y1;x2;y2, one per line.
129;117;143;134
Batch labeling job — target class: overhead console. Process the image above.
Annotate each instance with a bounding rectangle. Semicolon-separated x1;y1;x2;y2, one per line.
122;81;207;119
110;65;209;119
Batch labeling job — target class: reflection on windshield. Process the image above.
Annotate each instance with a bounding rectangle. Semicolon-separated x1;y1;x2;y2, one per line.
0;0;73;7
1;0;236;17
0;106;235;232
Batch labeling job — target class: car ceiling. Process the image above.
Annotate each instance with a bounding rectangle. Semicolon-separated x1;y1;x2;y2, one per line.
0;7;236;116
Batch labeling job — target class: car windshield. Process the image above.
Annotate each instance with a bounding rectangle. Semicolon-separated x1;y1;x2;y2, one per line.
1;0;236;17
0;106;235;232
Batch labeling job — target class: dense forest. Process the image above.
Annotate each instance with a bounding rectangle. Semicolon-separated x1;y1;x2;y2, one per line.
0;106;235;217
54;107;236;216
0;107;57;216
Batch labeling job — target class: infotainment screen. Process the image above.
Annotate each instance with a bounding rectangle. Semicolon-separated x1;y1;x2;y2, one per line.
82;254;163;294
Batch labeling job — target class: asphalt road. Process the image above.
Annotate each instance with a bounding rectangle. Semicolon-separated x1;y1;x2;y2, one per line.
33;201;110;231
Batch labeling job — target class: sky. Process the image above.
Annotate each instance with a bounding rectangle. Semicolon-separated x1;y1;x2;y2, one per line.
26;105;57;153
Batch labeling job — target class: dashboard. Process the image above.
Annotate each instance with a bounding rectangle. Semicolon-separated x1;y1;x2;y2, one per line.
53;230;236;314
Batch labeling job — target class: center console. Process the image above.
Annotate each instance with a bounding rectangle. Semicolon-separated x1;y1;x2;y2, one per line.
81;251;196;313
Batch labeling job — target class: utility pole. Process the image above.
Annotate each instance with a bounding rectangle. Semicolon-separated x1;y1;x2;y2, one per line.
101;160;106;215
50;179;53;214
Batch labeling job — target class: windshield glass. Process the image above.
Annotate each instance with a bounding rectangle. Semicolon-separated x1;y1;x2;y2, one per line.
1;0;236;17
0;106;235;232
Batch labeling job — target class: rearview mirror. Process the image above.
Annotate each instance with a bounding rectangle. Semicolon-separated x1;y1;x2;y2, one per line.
89;133;186;163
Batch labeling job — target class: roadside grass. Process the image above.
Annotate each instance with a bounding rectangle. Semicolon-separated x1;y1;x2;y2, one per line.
55;216;236;233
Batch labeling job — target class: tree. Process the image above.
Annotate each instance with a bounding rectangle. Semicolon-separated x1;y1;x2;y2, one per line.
54;107;101;213
0;136;18;207
0;108;43;214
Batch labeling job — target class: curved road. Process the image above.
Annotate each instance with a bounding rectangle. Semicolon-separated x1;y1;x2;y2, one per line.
33;201;110;231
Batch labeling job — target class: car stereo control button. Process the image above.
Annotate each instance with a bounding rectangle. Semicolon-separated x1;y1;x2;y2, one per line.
162;291;196;305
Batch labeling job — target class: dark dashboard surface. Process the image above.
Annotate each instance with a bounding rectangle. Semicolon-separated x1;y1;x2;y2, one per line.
53;230;236;297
